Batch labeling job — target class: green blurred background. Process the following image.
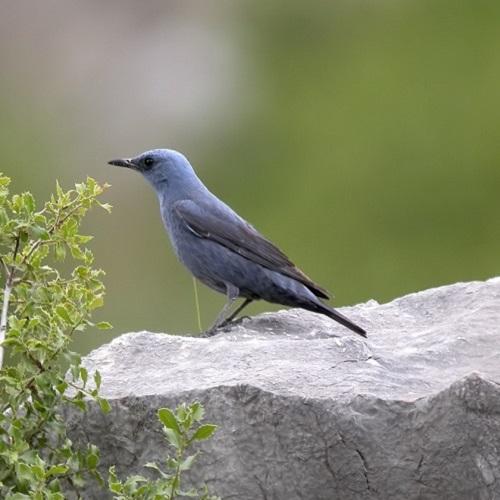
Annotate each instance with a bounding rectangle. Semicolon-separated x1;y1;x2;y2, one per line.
1;0;499;354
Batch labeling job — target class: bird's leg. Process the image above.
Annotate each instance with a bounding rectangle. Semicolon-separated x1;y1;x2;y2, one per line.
204;283;240;337
220;298;253;327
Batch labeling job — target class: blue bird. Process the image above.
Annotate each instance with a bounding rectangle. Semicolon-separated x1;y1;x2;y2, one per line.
109;149;366;337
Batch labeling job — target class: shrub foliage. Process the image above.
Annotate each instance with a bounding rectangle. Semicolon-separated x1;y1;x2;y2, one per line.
0;175;219;499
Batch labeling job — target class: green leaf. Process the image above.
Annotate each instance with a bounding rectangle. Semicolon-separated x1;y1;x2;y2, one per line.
46;493;65;500
56;180;64;199
55;243;66;261
91;468;105;487
31;464;45;481
47;464;69;477
11;194;22;212
7;493;32;500
98;202;113;213
190;402;205;422
163;428;181;449
65;350;81;366
96;321;112;330
70;245;84;260
19;230;29;243
180;453;198;471
98;398;111;414
34;213;46;225
86;177;97;193
76;234;93;244
0;207;8;225
23;192;35;214
191;424;217;442
179;488;202;497
89;296;104;310
144;462;161;471
94;370;102;389
108;465;118;480
71;399;87;411
55;305;72;323
108;481;123;494
0;174;11;187
158;408;181;433
167;457;178;469
16;462;34;482
56;381;68;394
176;403;188;422
87;452;99;469
2;336;23;348
27;318;41;330
32;225;49;240
80;367;88;385
144;462;171;479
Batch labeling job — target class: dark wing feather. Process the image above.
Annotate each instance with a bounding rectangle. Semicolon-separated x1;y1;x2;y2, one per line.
174;200;330;299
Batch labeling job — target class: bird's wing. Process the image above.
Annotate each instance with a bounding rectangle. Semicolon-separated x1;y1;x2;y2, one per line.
173;199;330;299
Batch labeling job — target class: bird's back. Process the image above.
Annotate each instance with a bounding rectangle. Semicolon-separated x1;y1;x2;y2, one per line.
161;190;330;300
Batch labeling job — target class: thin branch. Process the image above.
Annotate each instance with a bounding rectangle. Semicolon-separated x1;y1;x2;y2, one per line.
21;203;83;267
13;233;21;261
0;233;21;369
0;257;8;278
0;279;12;369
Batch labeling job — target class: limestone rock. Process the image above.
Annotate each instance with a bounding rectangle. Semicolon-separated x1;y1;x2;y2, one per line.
66;278;500;499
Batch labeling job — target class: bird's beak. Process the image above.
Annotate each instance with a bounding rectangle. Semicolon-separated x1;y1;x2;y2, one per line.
108;158;137;169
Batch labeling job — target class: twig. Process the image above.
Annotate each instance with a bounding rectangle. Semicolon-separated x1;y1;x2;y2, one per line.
0;257;8;278
192;276;203;332
0;234;21;369
21;202;82;266
0;277;12;369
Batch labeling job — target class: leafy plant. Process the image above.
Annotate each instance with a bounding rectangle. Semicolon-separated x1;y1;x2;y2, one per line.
0;174;112;498
108;402;219;500
0;175;220;499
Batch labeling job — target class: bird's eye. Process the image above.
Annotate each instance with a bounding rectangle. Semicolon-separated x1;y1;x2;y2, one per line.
144;156;154;168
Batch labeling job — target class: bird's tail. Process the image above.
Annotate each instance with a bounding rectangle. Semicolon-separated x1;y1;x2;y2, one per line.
310;301;367;338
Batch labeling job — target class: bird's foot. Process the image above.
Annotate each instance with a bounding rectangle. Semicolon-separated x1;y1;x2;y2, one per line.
201;327;218;338
226;315;251;327
218;314;252;331
200;315;252;338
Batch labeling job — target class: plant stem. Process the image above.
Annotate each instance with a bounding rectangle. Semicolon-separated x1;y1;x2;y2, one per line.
169;446;184;500
0;234;20;369
0;274;12;369
192;276;202;333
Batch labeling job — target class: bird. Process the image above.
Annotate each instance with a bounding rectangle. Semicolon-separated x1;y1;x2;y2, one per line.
109;149;366;338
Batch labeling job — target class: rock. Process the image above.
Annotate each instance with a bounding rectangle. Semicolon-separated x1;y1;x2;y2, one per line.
66;278;500;499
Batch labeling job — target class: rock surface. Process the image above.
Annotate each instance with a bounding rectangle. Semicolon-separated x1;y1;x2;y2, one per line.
67;278;500;499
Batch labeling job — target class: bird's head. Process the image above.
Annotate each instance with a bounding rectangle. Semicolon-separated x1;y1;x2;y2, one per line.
108;149;200;197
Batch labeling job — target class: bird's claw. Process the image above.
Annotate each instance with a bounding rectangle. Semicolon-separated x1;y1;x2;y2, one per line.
227;315;251;326
200;315;252;338
201;328;218;338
